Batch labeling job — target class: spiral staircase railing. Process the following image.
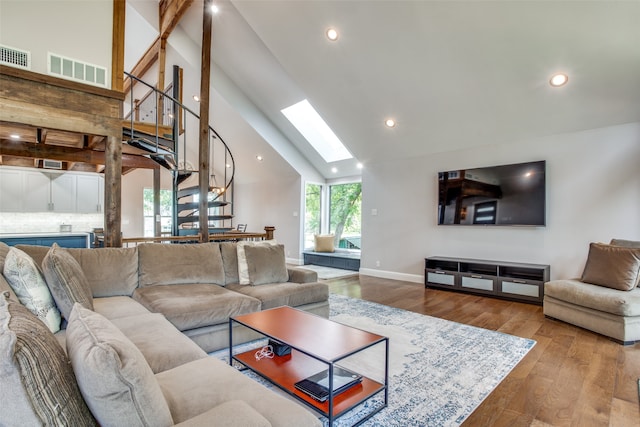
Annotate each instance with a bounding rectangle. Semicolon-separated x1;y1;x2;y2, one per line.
123;69;236;236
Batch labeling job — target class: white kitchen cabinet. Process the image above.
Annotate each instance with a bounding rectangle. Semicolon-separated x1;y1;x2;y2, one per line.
0;166;104;214
23;171;52;212
76;174;104;213
0;168;24;212
50;173;77;212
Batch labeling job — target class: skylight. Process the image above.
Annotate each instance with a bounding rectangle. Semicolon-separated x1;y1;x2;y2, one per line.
281;99;352;163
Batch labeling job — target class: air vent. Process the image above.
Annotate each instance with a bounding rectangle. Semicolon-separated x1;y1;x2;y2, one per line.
43;159;63;170
0;44;31;69
48;52;107;88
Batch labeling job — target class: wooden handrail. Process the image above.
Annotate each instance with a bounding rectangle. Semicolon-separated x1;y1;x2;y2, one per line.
95;226;276;247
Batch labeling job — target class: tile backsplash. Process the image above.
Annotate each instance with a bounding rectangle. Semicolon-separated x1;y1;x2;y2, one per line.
0;212;103;234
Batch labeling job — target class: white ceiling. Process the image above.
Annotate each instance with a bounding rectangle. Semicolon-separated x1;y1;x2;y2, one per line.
177;0;640;179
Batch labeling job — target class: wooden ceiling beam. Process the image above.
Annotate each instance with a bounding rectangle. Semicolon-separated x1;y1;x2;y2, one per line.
123;37;160;94
160;0;194;39
0;139;159;169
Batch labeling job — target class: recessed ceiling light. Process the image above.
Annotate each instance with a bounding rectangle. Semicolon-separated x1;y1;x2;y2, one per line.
225;163;231;168
549;73;568;87
331;167;338;173
326;28;339;41
210;4;220;14
256;155;263;162
193;95;200;102
10;134;20;140
385;119;396;128
357;163;363;169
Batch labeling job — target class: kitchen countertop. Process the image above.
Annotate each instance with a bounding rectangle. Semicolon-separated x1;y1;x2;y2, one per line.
0;232;91;238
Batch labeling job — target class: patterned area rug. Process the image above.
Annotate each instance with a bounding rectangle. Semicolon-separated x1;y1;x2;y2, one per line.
215;294;535;426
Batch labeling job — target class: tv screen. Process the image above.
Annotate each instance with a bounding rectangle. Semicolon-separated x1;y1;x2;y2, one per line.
438;160;546;226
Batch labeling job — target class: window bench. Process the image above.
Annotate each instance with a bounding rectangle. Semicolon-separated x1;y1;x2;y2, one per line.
303;250;361;271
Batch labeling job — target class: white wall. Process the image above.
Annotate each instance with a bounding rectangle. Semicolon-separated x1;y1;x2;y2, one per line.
0;0;112;86
361;122;640;281
234;176;303;262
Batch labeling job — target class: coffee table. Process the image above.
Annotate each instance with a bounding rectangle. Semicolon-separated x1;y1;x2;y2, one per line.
229;306;389;426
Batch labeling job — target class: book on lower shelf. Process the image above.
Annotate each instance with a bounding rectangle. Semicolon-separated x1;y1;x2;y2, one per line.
294;366;363;402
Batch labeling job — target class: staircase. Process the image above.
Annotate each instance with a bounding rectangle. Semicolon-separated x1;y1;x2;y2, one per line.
122;68;236;237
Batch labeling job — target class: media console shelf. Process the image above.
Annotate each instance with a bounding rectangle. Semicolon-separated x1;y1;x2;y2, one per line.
424;256;550;305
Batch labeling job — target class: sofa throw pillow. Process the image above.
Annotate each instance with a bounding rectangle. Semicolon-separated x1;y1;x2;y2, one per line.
66;303;174;427
314;234;335;253
610;238;640;248
0;242;19;302
581;242;640;291
0;293;97;426
237;240;279;285
3;247;61;333
245;244;289;286
42;243;94;320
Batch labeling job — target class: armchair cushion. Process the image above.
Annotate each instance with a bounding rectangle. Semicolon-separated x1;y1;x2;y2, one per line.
66;304;173;427
581;242;640;291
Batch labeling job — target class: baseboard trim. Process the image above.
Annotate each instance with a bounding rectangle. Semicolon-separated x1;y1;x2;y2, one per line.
287;257;303;266
359;268;423;284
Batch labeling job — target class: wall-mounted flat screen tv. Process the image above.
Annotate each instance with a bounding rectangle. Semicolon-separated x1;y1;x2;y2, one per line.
438;160;546;226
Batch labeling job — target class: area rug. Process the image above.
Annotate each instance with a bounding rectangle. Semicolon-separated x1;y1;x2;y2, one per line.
214;294;535;426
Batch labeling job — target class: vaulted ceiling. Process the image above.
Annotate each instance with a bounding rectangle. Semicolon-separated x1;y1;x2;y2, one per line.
160;0;640;178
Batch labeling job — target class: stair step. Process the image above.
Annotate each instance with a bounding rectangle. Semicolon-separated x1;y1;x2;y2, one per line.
177;201;230;211
150;154;176;170
177;215;233;225
177;185;225;199
127;138;175;156
176;171;193;185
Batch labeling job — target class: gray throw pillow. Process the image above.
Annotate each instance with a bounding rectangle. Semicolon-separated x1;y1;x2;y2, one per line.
66;303;174;427
581;243;640;291
3;247;61;333
244;244;289;286
0;293;96;426
610;238;640;248
42;243;94;320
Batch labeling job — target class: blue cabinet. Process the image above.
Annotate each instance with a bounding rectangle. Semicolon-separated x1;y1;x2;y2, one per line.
0;234;89;248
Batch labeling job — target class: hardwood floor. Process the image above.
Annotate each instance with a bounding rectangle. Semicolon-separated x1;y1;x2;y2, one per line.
326;274;640;427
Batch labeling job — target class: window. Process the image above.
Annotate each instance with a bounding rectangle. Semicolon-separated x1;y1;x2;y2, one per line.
304;183;322;249
329;182;361;250
143;188;173;236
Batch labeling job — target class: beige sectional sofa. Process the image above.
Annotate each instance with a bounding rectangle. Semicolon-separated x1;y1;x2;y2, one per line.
0;241;327;426
544;238;640;344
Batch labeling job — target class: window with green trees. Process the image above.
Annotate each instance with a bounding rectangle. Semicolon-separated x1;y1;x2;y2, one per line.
304;181;361;250
143;188;173;236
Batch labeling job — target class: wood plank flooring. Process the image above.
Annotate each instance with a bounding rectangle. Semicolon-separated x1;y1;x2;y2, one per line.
326;274;640;427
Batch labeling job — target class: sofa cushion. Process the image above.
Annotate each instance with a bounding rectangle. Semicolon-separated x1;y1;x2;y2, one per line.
226;281;329;310
67;247;139;297
173;400;271;427
3;247;61;333
544;279;640;317
42;243;94;319
110;313;207;373
610;238;640;248
66;304;174;427
138;242;225;287
237;240;279;285
314;234;335;253
0;294;96;426
220;242;240;284
581;243;640;291
93;296;151;320
156;357;322;426
133;283;261;331
245;244;289;286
